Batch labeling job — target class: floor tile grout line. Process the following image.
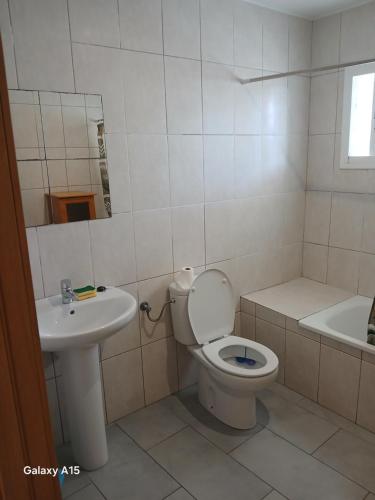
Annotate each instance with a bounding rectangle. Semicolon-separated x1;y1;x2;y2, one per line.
117;382;375;463
63;482;91;500
113;422;191;494
115;419;189;453
161;486;184;500
153;393;265;455
312;453;371;496
237;418;335;458
141;416;274;496
162;485;198;500
257;428;370;495
309;426;341;455
61;386;375;499
63;480;107;500
228;444;281;497
90;481;109;500
224;424;265;455
295;396;375;450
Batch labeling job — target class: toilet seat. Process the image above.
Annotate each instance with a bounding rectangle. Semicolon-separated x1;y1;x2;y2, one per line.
187;269;235;344
202;336;278;378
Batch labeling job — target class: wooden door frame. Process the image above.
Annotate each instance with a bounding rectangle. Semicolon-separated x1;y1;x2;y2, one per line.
0;37;61;499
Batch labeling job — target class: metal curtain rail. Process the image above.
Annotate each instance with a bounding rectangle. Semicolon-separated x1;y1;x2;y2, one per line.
239;57;375;84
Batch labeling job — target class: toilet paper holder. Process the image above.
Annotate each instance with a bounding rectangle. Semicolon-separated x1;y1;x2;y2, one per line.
140;299;175;323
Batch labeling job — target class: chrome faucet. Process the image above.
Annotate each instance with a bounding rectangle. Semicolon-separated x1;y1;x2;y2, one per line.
61;279;75;304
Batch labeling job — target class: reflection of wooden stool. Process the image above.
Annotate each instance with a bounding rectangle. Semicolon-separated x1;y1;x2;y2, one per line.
47;192;96;223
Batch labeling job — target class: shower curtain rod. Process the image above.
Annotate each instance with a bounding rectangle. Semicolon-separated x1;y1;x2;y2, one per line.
239;57;375;84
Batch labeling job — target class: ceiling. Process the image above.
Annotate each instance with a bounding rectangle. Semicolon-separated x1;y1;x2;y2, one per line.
247;0;372;19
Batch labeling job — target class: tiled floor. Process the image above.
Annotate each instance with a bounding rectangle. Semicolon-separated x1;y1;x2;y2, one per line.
58;383;375;500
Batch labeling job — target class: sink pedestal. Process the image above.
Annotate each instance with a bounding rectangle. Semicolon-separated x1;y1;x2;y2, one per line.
60;345;108;470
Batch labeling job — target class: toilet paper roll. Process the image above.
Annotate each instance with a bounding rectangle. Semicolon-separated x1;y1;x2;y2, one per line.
175;267;195;290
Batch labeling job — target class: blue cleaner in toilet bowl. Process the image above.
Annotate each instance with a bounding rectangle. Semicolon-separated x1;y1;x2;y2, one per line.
235;356;256;366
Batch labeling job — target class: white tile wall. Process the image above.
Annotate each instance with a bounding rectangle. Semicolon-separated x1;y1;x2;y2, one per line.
164;56;202;134
6;0;312;434
203;135;234;202
303;243;328;283
287;76;310;136
68;0;120;48
37;221;93;296
262;77;287;135
234;68;262;135
362;196;375;254
168;135;204;206
303;2;375;296
171;205;205;269
358;253;375;298
340;2;375;63
309;73;338;135
306;135;335;191
128;134;169;211
72;43;126;133
329;193;363;251
10;0;74;91
89;214;136;287
133;208;173;280
118;0;163;54
202;61;235;134
311;14;340;68
105;133;132;214
288;17;311;71
123;51;166;134
262;8;289;72
234;135;262;198
327;247;360;293
162;0;201;60
205;200;237;264
234;2;262;69
201;0;234;65
26;227;44;299
304;191;331;245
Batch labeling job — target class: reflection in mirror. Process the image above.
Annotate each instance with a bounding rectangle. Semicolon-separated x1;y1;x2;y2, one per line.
9;90;111;226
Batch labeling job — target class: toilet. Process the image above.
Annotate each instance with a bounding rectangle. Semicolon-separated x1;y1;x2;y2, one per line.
169;269;278;430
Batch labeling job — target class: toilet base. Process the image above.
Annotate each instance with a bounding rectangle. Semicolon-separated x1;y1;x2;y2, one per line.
198;365;257;430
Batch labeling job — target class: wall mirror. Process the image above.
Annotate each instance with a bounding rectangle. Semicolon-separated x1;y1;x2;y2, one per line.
9;89;111;227
341;62;375;169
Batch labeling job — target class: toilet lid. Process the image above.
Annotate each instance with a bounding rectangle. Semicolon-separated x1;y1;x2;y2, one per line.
188;269;235;345
202;336;279;378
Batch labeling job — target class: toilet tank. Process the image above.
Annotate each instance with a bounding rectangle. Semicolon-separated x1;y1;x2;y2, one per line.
169;282;196;345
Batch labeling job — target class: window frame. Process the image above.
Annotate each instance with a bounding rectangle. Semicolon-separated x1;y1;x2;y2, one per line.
340;61;375;170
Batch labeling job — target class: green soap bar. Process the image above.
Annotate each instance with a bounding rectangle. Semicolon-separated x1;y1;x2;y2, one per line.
73;285;96;294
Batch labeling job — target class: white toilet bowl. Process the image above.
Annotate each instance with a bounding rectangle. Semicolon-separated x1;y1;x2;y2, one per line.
169;269;279;430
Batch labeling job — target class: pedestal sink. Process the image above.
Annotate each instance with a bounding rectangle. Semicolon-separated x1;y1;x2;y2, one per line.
36;287;137;470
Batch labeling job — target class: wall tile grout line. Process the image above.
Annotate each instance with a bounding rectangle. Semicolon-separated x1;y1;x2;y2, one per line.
66;0;77;93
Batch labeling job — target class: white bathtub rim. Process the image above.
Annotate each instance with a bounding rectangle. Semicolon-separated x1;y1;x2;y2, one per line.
299;295;375;355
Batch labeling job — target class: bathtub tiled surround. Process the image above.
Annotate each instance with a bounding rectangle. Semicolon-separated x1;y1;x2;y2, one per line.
2;0;311;444
304;1;375;296
241;278;375;433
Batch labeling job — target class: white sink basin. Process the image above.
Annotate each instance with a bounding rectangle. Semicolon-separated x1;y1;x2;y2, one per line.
36;287;137;351
36;286;137;471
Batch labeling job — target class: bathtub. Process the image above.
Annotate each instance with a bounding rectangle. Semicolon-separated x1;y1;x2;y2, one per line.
299;295;375;354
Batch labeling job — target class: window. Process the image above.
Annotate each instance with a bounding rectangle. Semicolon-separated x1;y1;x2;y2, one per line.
341;62;375;169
